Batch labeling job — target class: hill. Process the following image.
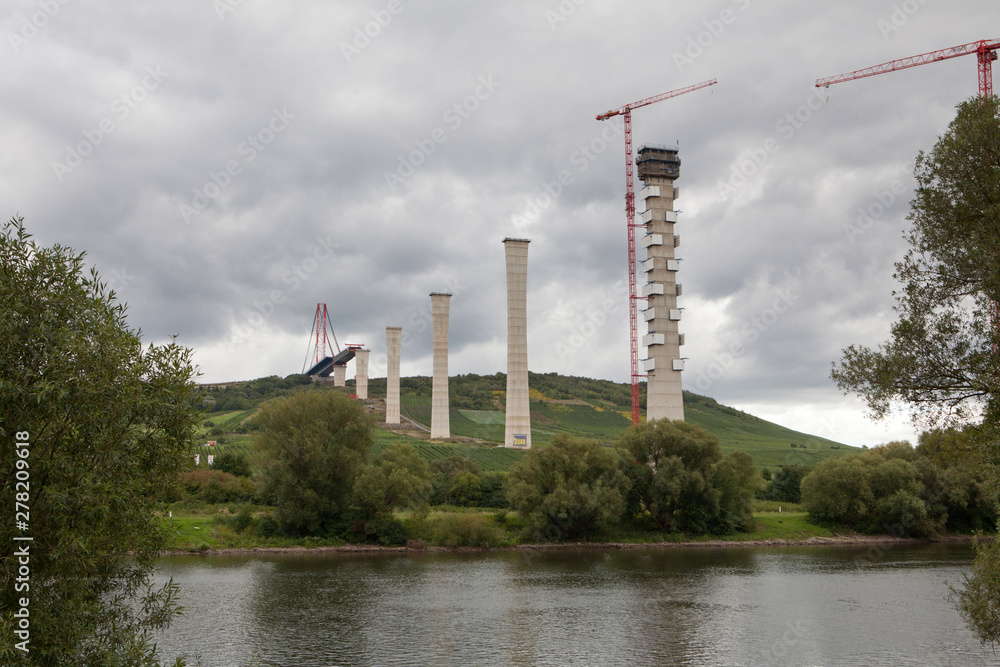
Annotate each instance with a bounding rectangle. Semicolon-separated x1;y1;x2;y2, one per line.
197;372;856;472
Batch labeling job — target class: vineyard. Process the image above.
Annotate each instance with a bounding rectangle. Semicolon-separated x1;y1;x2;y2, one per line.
372;427;525;471
194;372;858;474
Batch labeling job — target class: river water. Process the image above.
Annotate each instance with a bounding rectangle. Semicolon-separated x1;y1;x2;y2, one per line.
153;543;993;666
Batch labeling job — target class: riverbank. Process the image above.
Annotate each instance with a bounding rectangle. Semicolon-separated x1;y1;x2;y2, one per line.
161;529;985;557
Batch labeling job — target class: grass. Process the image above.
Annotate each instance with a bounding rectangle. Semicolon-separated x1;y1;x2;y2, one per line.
372;427;526;472
163;506;346;551
196;373;863;475
164;503;837;551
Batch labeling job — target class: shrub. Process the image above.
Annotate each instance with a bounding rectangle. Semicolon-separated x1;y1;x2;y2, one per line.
506;434;630;541
254;391;372;536
213;451;252;478
429;514;505;547
180;469;255;503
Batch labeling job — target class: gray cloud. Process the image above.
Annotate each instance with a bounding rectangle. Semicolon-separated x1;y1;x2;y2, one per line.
2;0;991;445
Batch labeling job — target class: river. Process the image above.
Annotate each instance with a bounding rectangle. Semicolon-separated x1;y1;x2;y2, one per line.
152;542;992;666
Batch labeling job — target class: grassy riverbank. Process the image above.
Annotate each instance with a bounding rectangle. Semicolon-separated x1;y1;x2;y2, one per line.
163;501;851;553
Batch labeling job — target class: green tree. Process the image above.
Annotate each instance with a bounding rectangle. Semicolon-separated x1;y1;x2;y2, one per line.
350;442;431;544
832;97;1000;429
212;451;252;478
712;451;763;533
762;464;808;504
506;434;630;541
616;419;726;533
951;538;1000;648
0;217;200;665
254;390;371;536
800;457;874;528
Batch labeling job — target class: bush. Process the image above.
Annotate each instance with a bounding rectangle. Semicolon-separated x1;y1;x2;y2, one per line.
180;469;255;503
800;441;997;536
212;451;253;478
760;465;807;504
428;514;505;547
254;390;372;536
506;434;630;541
617;419;759;534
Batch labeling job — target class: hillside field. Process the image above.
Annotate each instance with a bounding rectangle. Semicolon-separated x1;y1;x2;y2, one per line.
196;373;858;472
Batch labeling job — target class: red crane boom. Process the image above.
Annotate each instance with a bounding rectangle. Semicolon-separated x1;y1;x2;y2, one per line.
597;78;717;425
816;39;1000;97
818;39;1000;363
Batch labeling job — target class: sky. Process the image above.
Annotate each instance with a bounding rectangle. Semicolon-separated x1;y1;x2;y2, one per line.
3;0;995;447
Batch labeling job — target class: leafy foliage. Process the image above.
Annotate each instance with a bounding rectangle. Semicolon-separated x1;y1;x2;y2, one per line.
253;391;372;536
0;217;199;665
616;419;762;534
800;441;997;536
760;465;808;504
211;451;252;478
832;96;1000;429
951;537;1000;647
179;469;255;503
506;434;631;540
351;442;432;544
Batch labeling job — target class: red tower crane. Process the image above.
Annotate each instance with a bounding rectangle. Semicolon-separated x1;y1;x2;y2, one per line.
816;39;1000;97
817;39;1000;356
597;78;717;425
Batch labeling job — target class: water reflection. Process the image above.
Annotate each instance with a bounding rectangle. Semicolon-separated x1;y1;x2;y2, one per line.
154;544;987;667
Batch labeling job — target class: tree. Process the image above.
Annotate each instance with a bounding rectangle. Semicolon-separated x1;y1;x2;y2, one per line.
616;419;755;533
0;217;200;665
827;97;1000;643
506;434;630;541
951;537;1000;648
762;464;808;504
212;451;252;478
350;442;432;544
832;97;1000;430
712;451;764;533
254;390;371;536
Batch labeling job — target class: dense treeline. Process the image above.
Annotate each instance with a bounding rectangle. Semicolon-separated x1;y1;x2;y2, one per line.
203;389;764;546
201;371;738;413
800;438;997;536
201;374;314;411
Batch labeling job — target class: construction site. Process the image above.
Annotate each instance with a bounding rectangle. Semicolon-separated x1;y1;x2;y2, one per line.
297;38;998;449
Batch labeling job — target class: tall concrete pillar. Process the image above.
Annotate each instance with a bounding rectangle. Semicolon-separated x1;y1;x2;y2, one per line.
637;144;684;421
385;326;402;424
355;349;370;400
503;238;531;448
333;364;346;387
430;292;451;439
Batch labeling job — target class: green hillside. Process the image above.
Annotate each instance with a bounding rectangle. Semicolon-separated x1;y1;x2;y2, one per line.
198;372;858;472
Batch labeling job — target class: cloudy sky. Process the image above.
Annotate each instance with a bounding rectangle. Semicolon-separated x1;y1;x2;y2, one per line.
3;0;994;446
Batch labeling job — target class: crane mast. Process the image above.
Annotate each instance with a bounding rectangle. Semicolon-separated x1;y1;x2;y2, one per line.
597;78;717;425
